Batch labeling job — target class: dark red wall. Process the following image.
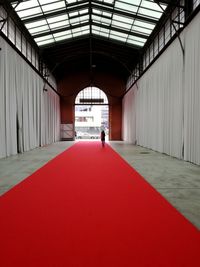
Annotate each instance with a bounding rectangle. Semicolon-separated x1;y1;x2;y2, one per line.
57;70;125;140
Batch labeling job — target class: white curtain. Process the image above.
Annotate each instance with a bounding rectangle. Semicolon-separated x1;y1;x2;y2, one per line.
123;38;184;159
137;39;184;159
41;85;60;146
184;14;200;165
123;13;200;165
0;36;60;159
122;84;137;144
0;37;18;158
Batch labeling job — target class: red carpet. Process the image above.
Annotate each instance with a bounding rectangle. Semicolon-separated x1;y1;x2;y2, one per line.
0;142;199;266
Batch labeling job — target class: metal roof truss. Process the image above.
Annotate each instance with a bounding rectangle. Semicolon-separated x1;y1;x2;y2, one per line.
10;0;169;47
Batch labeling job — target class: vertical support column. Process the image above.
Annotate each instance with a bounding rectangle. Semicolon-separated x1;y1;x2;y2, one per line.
185;0;193;20
139;56;143;77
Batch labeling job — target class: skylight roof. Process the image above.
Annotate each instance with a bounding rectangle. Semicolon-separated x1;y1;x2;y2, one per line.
11;0;167;47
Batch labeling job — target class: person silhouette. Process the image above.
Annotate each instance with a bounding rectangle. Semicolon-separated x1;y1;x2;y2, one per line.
100;130;106;147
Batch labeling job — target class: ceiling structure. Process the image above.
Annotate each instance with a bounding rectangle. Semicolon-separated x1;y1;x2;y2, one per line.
11;0;168;47
8;0;177;81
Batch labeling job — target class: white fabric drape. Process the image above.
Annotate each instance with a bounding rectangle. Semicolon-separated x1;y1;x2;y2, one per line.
122;84;137;144
0;37;18;158
184;14;200;165
123;38;184;159
123;13;200;165
41;85;60;146
137;39;184;158
0;36;60;159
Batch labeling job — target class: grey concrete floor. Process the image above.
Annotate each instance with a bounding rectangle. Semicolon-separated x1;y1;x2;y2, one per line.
110;141;200;230
0;140;200;230
0;142;74;196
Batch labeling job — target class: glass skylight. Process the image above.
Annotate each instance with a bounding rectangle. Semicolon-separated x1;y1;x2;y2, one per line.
11;0;168;47
47;14;68;23
115;2;138;13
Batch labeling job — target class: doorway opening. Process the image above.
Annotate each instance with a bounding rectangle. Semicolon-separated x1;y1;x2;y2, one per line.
75;87;109;140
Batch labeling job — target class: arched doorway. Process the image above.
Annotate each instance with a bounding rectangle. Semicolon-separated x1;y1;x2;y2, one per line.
75;87;109;140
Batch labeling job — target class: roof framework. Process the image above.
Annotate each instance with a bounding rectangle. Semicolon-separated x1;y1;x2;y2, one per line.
3;0;185;82
11;0;168;48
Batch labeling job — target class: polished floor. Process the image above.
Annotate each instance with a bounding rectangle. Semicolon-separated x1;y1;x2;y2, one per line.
0;140;200;229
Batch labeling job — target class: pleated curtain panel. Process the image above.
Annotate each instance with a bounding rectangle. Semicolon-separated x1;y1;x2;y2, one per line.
122;14;200;165
0;36;60;159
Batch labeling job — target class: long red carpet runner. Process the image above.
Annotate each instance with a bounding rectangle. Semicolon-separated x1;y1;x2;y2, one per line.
0;142;199;266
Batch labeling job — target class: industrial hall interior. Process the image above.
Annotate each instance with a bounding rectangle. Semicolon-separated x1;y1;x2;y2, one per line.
0;1;200;266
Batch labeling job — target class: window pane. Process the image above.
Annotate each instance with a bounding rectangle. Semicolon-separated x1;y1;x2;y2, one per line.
42;2;66;12
138;7;162;19
29;25;49;34
53;30;71;37
115;2;138;13
49;21;69;29
15;0;38;11
18;7;42;19
37;39;55;46
47;15;68;23
25;20;47;29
